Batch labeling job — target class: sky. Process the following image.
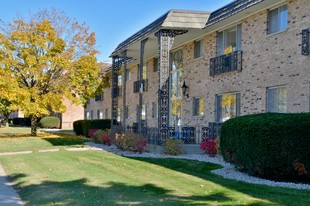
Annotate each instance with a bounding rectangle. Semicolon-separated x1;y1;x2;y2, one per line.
0;0;233;63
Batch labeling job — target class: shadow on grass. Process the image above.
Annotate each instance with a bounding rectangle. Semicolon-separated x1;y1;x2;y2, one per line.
9;173;235;206
128;157;310;206
42;137;91;146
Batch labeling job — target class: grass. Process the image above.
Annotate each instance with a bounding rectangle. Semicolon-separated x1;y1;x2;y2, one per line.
0;127;90;152
0;129;309;205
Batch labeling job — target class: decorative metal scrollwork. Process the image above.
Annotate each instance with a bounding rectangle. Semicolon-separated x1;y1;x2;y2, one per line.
302;29;309;56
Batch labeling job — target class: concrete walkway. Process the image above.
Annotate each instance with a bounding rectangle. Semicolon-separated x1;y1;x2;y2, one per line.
0;165;24;205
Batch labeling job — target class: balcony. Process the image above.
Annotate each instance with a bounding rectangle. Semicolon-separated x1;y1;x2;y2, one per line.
210;50;243;77
133;79;148;93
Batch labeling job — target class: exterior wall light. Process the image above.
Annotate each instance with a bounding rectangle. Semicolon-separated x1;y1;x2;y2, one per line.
181;81;189;98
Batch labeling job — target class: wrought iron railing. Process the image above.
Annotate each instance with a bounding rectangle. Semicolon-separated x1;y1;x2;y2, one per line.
133;79;148;93
123;122;222;145
210;50;243;76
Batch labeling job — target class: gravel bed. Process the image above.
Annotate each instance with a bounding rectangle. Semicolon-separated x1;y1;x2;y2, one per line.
85;142;310;190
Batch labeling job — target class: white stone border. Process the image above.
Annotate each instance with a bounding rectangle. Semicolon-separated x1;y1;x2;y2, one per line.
85;142;310;190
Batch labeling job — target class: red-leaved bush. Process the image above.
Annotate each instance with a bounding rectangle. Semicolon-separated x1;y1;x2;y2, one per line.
88;129;98;138
200;139;217;157
101;134;112;146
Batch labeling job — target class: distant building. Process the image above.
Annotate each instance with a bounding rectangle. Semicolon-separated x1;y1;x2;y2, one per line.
84;62;112;121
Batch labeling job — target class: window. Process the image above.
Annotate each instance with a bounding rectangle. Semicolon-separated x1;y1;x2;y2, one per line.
267;87;287;113
117;108;121;122
193;97;204;116
153;58;158;72
118;75;122;86
216;93;240;122
152;102;158;118
170;50;183;126
97;110;103;119
142;63;147;80
268;5;288;34
95;94;102;101
125;106;129;119
126;71;131;81
85;111;90;120
90;110;94;120
217;24;242;56
105;108;109;119
194;40;204;59
141;104;147;121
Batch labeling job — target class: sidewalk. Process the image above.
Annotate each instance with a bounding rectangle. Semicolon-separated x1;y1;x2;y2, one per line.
0;164;24;205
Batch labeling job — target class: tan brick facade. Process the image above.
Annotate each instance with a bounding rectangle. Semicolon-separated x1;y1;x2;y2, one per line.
85;86;112;121
61;99;84;129
92;0;309;142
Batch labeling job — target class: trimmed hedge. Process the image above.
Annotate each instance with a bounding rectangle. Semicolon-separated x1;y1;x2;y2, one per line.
221;113;310;183
39;116;60;128
13;118;31;126
73;119;112;137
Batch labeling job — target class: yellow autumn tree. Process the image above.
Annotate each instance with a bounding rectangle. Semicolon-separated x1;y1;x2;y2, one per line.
0;9;104;136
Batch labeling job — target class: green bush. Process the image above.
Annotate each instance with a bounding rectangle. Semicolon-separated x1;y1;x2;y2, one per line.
73;119;112;137
73;120;87;136
162;139;184;156
13;117;33;126
221;113;310;183
39;116;60;128
114;132;147;153
90;119;112;130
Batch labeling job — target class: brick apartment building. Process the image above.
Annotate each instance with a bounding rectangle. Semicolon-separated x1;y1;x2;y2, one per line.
85;0;309;147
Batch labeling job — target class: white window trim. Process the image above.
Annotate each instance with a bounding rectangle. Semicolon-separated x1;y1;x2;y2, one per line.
194;39;204;59
267;4;288;35
192;97;205;117
266;85;287;113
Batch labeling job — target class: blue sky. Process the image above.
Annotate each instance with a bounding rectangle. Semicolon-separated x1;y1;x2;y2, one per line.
0;0;233;62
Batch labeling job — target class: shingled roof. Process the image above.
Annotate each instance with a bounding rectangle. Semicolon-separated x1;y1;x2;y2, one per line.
111;10;210;56
205;0;264;27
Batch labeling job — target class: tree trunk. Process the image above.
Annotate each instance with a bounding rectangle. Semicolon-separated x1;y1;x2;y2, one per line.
31;115;38;136
4;114;10;127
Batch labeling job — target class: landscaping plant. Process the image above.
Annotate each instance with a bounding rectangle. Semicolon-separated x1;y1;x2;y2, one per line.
114;132;147;153
162;139;184;156
200;138;219;157
221;112;310;183
39;116;60;129
93;129;111;146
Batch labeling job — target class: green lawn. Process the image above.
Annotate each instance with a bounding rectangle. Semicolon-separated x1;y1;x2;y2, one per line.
0;127;89;152
0;132;309;205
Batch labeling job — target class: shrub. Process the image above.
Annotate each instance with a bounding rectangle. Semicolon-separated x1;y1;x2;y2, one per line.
162;139;184;156
89;119;112;130
73;119;113;137
93;129;111;146
114;132;147;153
88;129;98;139
221;113;310;183
73;120;90;136
39;116;60;128
13;117;32;126
200;138;219;157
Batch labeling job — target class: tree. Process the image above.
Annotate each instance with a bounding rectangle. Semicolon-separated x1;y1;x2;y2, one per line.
0;9;104;136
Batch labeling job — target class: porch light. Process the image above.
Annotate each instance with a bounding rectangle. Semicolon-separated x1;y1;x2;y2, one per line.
181;81;189;98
